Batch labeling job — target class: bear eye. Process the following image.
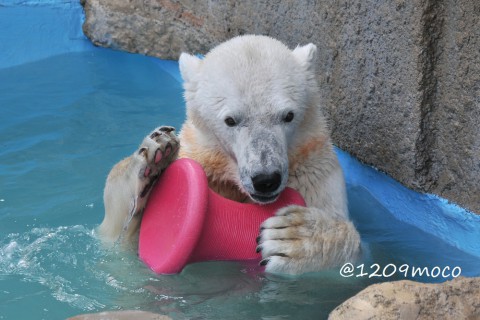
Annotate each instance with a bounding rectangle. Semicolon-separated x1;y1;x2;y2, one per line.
224;117;237;127
284;112;294;123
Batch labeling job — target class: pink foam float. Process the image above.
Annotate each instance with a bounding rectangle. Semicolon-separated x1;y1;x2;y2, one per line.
139;158;306;274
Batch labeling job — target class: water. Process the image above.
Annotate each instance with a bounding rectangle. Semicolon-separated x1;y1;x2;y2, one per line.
0;49;478;320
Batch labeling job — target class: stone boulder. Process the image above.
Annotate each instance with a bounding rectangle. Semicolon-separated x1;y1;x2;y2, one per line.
82;0;480;214
328;277;480;319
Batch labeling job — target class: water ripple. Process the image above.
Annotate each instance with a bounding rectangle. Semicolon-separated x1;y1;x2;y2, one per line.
0;225;106;311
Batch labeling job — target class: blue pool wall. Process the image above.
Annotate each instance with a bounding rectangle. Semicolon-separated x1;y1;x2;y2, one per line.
2;1;479;258
0;0;93;69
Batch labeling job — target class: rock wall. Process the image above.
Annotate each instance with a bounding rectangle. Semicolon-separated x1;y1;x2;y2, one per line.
82;0;480;213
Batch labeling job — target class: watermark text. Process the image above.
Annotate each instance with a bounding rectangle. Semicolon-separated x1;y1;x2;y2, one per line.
340;263;462;279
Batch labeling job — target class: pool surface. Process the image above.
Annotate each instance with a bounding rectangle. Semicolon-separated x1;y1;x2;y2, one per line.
0;2;479;320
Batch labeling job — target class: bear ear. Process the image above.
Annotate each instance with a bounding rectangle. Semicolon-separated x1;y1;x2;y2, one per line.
179;53;203;83
292;43;317;72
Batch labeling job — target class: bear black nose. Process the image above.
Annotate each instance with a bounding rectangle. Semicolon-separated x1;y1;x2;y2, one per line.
252;172;282;193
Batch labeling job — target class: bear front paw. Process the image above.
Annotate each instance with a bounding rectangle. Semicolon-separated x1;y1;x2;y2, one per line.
133;126;179;200
256;205;360;274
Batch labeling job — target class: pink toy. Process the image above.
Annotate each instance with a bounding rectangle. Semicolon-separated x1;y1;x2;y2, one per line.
138;158;306;274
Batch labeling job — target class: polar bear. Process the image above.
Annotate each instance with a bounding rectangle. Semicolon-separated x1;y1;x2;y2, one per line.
100;35;361;274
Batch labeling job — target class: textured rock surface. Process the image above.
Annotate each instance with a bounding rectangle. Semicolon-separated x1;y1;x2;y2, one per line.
328;277;480;320
82;0;480;213
427;1;480;212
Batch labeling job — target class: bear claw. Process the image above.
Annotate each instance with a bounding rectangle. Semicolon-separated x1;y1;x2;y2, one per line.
159;126;175;133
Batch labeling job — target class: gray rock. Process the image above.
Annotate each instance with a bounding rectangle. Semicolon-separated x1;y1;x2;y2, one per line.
82;0;480;213
328;277;480;320
81;0;217;58
426;1;480;213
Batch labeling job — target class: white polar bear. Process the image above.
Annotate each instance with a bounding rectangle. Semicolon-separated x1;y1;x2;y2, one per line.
100;35;361;274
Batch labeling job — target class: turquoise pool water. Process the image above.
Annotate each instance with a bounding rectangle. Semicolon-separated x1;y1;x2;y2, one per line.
1;2;479;319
